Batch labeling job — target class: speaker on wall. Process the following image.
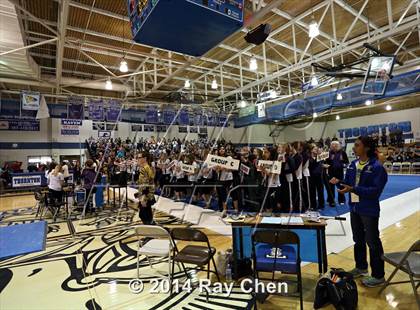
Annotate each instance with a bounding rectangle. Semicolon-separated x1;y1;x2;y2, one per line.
244;24;272;45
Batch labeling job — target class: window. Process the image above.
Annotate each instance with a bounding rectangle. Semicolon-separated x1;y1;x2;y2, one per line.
28;156;52;166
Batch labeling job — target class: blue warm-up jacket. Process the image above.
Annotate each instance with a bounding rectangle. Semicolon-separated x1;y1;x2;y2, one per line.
343;157;388;217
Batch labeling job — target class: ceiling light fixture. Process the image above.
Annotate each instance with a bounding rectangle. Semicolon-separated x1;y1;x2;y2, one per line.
310;75;319;87
365;99;373;106
119;59;128;73
105;77;113;90
211;78;218;90
237;100;248;108
336;92;343;100
336;114;340;120
249;57;258;71
385;104;392;111
184;79;191;89
313;112;318;118
308;19;320;38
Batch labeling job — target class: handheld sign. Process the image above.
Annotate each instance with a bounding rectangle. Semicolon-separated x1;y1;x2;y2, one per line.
240;163;250;175
277;153;286;162
258;160;282;174
205;154;240;170
167;160;176;169
180;163;195;173
317;151;329;162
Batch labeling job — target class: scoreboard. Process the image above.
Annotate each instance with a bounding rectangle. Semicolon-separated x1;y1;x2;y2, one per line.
127;0;244;56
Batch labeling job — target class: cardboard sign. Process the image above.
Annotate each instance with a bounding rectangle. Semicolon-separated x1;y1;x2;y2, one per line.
205;154;240;170
181;163;195;173
240;163;250;175
167;160;176;169
317;151;329;162
258;160;282;174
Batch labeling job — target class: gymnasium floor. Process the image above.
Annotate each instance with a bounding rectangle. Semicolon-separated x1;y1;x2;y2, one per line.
0;175;419;309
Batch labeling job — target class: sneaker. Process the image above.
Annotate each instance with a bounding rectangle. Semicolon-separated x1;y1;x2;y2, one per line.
348;267;368;278
361;276;385;287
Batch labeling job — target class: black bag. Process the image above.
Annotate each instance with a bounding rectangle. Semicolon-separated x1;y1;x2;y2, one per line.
314;268;358;310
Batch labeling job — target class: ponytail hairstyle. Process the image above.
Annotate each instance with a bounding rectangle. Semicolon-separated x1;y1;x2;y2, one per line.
357;136;377;159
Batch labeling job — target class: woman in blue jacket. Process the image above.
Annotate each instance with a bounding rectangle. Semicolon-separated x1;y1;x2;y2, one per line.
330;136;388;287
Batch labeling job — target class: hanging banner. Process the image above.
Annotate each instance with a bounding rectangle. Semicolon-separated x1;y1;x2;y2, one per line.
21;91;40;111
258;160;282;174
163;110;176;124
205;154;240;170
146;108;158;124
88;99;104;121
194;112;204;126
61;119;82;135
317;151;329;162
218;114;228;127
0;119;40;131
178;110;189;125
68;96;85;120
106;99;121;122
256;102;266;118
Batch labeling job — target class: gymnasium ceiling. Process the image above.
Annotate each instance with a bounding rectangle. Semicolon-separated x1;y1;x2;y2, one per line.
0;0;419;114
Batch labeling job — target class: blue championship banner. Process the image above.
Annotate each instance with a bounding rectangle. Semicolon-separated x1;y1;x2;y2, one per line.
0;119;40;131
68;96;85;120
106;99;121;122
88;99;104;121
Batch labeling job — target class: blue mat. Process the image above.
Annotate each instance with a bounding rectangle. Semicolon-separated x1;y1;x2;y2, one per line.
320;175;420;216
0;221;47;259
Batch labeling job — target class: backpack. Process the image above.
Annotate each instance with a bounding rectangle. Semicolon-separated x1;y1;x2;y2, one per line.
314;268;358;310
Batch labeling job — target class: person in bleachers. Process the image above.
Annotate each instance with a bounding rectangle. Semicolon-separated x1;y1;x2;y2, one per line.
380;127;387;146
326;141;349;206
395;150;404;162
330;135;388;287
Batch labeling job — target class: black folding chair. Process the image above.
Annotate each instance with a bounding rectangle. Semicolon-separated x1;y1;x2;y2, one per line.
379;239;420;308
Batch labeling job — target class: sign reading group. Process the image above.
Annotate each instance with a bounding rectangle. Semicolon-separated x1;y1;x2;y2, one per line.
205;154;240;170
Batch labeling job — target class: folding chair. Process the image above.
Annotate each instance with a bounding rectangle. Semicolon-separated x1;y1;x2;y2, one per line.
252;230;303;310
391;162;402;174
34;190;47;219
134;225;174;282
379;240;420;308
170;227;220;284
383;161;393;174
401;162;412;174
412;162;420;174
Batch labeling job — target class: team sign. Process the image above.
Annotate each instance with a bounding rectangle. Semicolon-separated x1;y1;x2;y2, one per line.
240;164;250;175
205;154;240;170
181;163;196;173
258;160;282;174
317;151;329;162
12;175;42;188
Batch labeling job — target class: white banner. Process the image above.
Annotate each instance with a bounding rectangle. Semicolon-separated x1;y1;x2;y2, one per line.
256;102;266;118
205;154;240;170
21;91;40;111
258;160;282;174
181;163;195;173
317;151;329;162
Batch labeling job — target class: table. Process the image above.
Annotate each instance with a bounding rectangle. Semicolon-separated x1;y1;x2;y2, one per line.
230;214;328;279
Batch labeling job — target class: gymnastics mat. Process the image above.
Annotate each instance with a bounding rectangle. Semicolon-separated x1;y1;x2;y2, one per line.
0;221;47;259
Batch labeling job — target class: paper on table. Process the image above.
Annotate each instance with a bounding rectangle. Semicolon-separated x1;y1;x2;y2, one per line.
261;217;283;224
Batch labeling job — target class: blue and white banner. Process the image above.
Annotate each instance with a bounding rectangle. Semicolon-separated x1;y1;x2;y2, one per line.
146;108;158;124
21;91;40;111
68;96;85;120
178;110;189;125
88;99;104;121
0;119;40;131
163;110;176;124
106;99;121;122
61;119;82;135
12;174;43;188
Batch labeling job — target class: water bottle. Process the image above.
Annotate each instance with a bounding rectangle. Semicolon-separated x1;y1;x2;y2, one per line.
225;263;232;282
